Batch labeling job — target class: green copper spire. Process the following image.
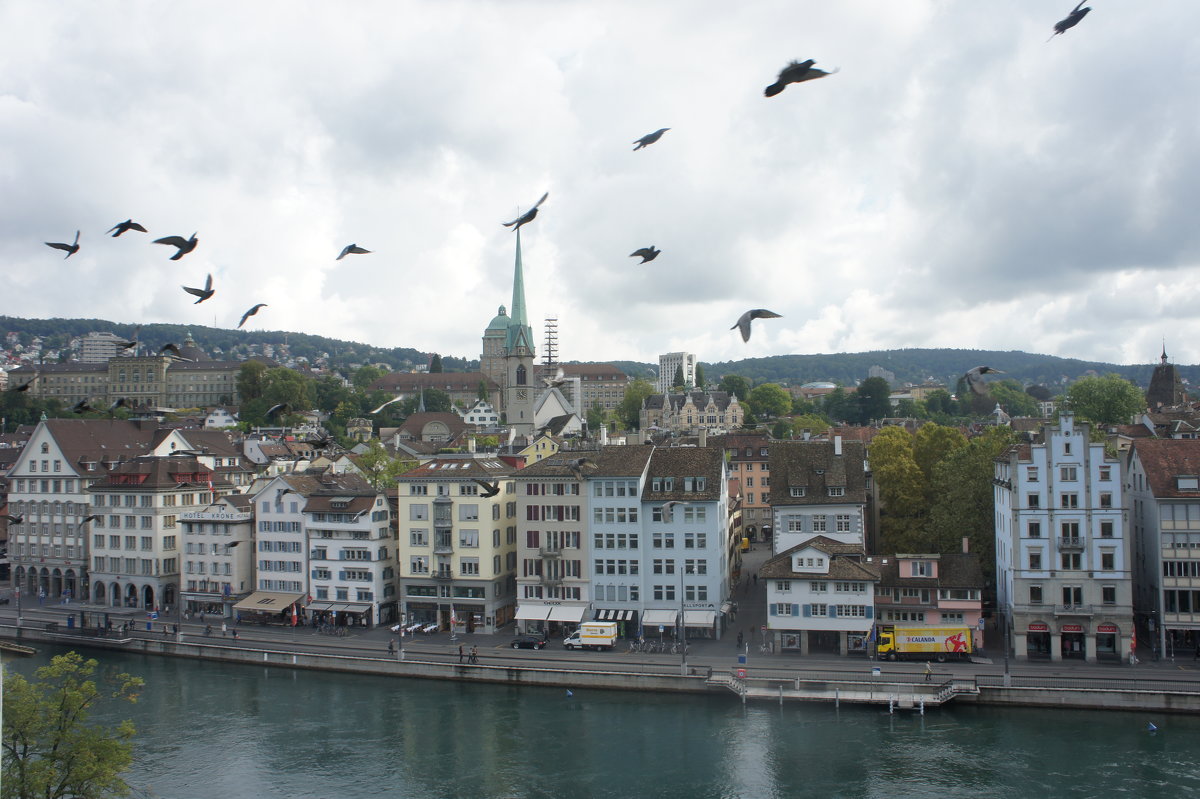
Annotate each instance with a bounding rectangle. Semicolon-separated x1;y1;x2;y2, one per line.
506;229;534;353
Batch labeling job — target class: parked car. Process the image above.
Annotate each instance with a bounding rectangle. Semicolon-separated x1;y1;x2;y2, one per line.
511;634;547;650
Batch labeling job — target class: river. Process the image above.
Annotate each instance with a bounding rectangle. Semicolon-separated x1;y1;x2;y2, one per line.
5;646;1200;798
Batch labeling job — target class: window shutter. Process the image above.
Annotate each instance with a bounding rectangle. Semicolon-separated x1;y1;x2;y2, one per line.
792;604;800;617
829;605;838;618
769;604;778;616
865;606;874;619
802;604;811;617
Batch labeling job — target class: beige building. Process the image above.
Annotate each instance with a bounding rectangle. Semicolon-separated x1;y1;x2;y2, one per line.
717;433;773;539
561;364;631;414
640;391;744;435
394;457;518;634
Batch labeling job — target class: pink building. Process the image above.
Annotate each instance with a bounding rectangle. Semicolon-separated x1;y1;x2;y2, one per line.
873;549;985;648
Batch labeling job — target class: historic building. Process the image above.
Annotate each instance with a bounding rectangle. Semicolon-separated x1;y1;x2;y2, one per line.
180;493;255;619
656;352;696;394
718;433;773;542
1146;346;1189;410
768;436;870;554
640;391;743;435
994;412;1132;662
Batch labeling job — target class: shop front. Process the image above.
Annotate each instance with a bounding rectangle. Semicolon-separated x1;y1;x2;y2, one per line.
594;608;639;639
1096;622;1119;657
517;602;589;637
1060;623;1085;660
1026;621;1051;658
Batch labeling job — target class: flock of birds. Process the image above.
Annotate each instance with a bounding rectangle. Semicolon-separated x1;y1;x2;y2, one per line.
32;6;1096;409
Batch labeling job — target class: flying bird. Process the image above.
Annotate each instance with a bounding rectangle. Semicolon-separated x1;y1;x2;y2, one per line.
660;500;690;521
80;514;102;525
107;219;148;237
238;303;268;328
276;487;298;502
337;244;371;260
731;309;782;342
1;515;24;525
629;246;661;264
567;457;597;481
265;402;291;422
182;273;214;304
45;230;80;258
370;396;404;415
502;192;549;231
764;59;838;97
8;372;38;392
154;232;198;260
159;343;191;360
1049;2;1091;39
632;128;670;151
72;399;94;414
964;366;1005;396
473;479;501;498
543;366;567;388
119;325;141;351
108;397;128;413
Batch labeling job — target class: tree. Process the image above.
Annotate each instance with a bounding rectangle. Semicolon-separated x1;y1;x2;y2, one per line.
429;354;443;373
262;367;312;411
351;365;385;392
2;651;144;799
477;380;490;403
354;439;417;490
822;387;853;423
893;399;928;419
748;383;791;419
791;413;830;438
924;389;955;416
313;375;353;413
672;364;685;391
694;364;705;390
911;422;968;483
236;360;267;402
1065;374;1146;426
988;380;1039;418
717;374;750;402
616;378;655;430
855;377;893;423
1025;384;1052;401
770;420;792;439
586;401;605;433
400;388;452;415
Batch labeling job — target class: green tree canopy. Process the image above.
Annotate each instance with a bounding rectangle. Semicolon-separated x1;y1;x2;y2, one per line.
313;375;353;413
617;378;655;430
400;388;452;415
822;387;853;422
352;365;386;392
429;354;443;373
717;374;750;401
748;383;791;419
988;380;1039;417
911;423;968;483
695;364;705;389
924;389;955;416
1065;374;1146;426
354;439;418;490
672;364;685;390
790;413;830;438
855;377;893;423
586;401;605;433
262;367;312;411
236;360;267;402
2;651;144;799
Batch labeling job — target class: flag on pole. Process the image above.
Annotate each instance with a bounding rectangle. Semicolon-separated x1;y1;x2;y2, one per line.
291;603;298;627
450;605;458;627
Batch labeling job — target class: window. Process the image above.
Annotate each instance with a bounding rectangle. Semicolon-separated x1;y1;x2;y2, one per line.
1028;521;1041;538
410;529;428;546
1062;586;1083;606
410;504;428;521
1100;520;1114;538
835;515;851;532
1026;467;1039;481
410;556;429;574
789;487;806;498
460;558;480;576
1060;466;1078;481
812;515;827;532
810;581;826;592
1028;550;1042;570
1099;466;1112;481
1102;586;1116;605
773;603;794;616
1060;493;1079;509
1027;494;1040;508
912;560;931;577
828;487;844;497
459;530;479;548
1029;585;1043;604
1060;552;1081;570
1101;551;1115;570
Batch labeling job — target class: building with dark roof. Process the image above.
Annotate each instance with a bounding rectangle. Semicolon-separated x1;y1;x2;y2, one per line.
1147;347;1188;410
640;391;743;435
769;436;870;554
761;536;881;655
875;550;985;649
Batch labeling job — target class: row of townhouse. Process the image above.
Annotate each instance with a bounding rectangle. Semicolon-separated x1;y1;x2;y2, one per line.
392;445;734;640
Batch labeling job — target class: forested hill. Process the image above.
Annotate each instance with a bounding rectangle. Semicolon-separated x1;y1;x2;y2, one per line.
704;349;1199;389
0;316;477;374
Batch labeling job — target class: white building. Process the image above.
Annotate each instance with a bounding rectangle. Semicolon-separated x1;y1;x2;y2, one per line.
761;537;880;655
457;400;500;427
180;493;255;619
79;331;129;363
994;412;1131;662
769;436;869;554
657;352;696;394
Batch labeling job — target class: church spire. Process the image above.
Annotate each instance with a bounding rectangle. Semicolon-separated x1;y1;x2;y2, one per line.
511;228;528;328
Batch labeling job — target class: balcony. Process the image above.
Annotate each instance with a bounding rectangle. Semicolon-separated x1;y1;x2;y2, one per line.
432;569;454;581
433;542;454;556
540;574;562;587
1054;604;1094;616
1057;537;1084;551
538;546;562;558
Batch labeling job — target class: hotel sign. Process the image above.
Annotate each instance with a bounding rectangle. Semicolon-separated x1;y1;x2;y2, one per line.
180;511;252;522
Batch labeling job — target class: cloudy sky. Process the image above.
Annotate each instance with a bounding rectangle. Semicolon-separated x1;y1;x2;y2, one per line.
2;1;1198;368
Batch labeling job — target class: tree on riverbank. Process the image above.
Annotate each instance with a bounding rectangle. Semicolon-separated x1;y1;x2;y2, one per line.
2;651;143;799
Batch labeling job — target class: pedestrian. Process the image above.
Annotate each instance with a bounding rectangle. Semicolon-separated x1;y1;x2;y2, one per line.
205;624;212;636
469;645;479;664
752;573;757;586
172;623;178;635
222;622;227;636
458;644;464;663
232;629;239;640
737;631;744;648
924;662;932;682
388;639;396;655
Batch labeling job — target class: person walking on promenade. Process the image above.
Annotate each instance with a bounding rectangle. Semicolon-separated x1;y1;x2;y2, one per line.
469;645;479;664
737;631;744;649
232;629;239;641
924;662;932;682
458;644;465;663
388;639;396;655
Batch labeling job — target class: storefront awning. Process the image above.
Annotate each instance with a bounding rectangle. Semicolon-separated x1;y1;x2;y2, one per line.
233;591;305;613
515;604;551;621
684;610;716;627
307;601;339;612
547;605;587;623
643;609;678;626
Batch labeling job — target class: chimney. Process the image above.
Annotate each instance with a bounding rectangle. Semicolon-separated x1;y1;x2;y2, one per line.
833;435;842;456
699;428;707;448
600;424;608;446
802;429;811;441
962;536;970;555
467;437;477;453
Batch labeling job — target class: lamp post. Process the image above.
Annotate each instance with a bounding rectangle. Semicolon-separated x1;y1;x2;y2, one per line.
679;566;690;678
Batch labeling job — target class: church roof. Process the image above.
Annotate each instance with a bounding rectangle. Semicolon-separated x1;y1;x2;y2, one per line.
486;305;509;332
178;332;211;363
505;230;534;353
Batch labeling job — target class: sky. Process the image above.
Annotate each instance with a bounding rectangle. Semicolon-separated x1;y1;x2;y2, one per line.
2;1;1198;369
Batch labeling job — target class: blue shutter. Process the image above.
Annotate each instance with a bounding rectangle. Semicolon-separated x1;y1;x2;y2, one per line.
865;606;874;619
338;570;346;581
802;604;811;617
829;605;838;618
792;604;800;617
769;604;777;616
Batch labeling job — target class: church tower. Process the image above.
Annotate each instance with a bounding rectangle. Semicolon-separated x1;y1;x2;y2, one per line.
503;230;536;434
1147;344;1188;410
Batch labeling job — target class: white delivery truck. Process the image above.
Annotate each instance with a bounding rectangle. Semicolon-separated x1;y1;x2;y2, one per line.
563;621;619;651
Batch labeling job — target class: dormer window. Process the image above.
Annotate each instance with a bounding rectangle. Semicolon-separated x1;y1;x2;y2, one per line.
1178;476;1199;490
790;487;805;498
40;443;49;454
828;487;845;497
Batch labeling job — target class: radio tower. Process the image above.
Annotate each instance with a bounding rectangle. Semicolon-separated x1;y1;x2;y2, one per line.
541;315;559;383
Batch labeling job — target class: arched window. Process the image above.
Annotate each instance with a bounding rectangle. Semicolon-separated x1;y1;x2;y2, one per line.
41;443;49;454
516;365;526;386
